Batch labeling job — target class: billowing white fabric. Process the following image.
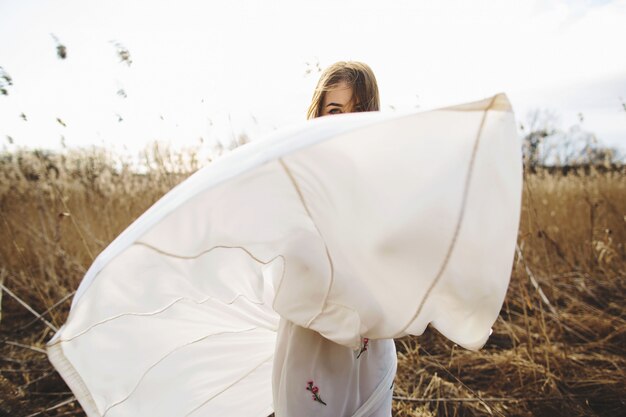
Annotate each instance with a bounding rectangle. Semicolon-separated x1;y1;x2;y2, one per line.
46;92;522;417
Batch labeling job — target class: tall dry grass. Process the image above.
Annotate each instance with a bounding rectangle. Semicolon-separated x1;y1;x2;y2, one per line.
392;166;625;417
0;146;624;417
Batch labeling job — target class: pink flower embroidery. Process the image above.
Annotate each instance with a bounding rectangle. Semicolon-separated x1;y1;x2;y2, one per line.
356;337;369;359
306;380;327;405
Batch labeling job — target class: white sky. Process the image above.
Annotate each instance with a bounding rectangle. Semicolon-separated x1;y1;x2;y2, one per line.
0;0;625;157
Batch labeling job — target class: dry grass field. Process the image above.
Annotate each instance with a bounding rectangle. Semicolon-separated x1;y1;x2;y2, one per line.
0;146;624;417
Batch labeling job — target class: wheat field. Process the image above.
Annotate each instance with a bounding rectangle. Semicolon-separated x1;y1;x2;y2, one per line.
0;146;624;417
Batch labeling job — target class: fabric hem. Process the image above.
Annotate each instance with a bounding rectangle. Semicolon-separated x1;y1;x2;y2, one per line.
47;341;102;416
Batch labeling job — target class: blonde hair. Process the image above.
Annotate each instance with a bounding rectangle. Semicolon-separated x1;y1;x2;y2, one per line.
306;61;380;120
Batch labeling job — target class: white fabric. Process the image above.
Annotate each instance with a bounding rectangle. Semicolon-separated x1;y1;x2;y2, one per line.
273;319;396;417
46;92;522;417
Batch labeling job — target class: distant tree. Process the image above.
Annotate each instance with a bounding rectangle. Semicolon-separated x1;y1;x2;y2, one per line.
520;108;621;168
551;124;620;166
519;108;559;167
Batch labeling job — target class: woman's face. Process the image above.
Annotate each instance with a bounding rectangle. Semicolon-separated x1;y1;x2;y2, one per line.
320;81;355;116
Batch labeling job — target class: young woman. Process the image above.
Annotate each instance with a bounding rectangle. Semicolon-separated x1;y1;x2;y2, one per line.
306;61;380;118
272;61;397;417
46;60;522;417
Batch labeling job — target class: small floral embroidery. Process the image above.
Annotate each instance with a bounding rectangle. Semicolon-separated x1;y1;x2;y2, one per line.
356;337;369;359
306;380;327;405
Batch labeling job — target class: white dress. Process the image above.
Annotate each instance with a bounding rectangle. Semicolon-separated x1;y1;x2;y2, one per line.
46;93;522;417
272;320;396;417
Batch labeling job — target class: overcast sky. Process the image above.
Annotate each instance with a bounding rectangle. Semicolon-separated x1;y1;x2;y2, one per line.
1;0;625;157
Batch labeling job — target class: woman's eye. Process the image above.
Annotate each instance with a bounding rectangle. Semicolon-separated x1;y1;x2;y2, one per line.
329;108;341;114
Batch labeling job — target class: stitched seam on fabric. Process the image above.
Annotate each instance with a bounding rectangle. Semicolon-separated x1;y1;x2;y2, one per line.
278;158;335;328
398;94;498;334
134;241;280;264
185;354;274;416
101;327;262;416
49;244;284;345
49;295;260;345
136;241;287;319
277;159;334;326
